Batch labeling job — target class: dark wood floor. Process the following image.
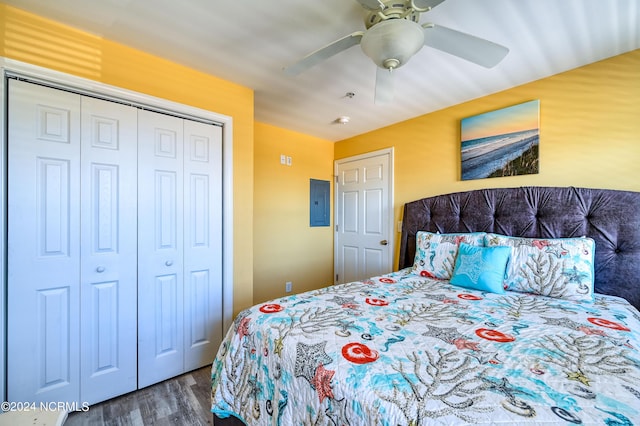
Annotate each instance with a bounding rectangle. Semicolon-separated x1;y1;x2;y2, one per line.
65;366;213;426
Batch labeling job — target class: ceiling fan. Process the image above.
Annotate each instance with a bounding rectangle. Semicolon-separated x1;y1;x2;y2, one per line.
283;0;509;103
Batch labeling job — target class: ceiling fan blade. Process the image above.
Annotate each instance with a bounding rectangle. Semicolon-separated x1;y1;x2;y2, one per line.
355;0;384;10
283;32;364;76
374;67;394;104
423;24;509;68
412;0;446;11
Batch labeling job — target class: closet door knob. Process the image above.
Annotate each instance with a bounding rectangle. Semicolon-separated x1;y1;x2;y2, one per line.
96;266;105;273
165;260;173;267
380;240;388;246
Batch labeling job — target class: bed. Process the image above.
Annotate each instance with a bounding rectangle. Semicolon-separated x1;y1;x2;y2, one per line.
211;186;640;425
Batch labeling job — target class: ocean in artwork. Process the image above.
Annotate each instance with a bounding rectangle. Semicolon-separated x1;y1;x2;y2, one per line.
461;129;539;180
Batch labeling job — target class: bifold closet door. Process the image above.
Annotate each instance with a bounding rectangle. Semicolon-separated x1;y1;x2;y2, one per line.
137;109;185;387
137;109;223;388
79;96;138;404
8;80;82;403
7;80;138;404
183;119;223;372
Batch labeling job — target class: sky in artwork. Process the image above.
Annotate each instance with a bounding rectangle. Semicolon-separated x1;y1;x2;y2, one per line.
461;100;539;142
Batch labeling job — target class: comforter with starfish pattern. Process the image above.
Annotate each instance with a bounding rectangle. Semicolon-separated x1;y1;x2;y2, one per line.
211;269;640;425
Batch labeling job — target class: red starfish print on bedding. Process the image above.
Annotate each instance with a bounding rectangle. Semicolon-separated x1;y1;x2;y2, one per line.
311;364;335;403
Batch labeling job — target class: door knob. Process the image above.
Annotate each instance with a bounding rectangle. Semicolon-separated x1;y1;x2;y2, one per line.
96;266;105;273
165;260;173;266
380;240;388;246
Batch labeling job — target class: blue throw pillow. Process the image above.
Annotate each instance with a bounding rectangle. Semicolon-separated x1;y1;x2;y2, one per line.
450;243;510;294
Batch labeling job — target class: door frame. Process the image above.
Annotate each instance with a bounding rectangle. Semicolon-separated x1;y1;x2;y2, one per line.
0;58;235;400
334;147;394;284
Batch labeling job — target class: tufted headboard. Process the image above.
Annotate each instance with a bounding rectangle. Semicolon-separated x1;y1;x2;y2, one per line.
398;186;640;311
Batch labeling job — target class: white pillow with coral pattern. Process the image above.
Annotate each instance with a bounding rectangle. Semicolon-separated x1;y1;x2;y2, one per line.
485;233;595;302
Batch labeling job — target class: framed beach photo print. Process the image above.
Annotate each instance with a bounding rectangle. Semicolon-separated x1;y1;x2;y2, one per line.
460;100;540;180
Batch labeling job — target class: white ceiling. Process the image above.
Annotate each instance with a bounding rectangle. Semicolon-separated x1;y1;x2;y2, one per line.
5;0;639;141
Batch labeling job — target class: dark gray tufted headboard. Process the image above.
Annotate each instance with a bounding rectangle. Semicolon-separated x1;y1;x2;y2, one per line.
398;186;640;311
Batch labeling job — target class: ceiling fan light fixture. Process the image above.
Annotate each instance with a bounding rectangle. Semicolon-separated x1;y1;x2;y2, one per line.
360;19;425;69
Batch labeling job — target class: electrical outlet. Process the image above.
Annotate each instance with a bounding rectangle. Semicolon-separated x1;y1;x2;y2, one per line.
285;281;292;293
286;156;292;166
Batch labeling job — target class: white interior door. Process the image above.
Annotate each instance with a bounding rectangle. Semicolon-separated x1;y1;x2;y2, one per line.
7;80;82;403
79;96;138;404
183;120;223;371
137;109;185;388
335;149;393;284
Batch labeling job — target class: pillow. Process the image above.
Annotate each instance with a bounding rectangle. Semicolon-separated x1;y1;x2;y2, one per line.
485;233;595;302
450;243;510;293
412;232;486;280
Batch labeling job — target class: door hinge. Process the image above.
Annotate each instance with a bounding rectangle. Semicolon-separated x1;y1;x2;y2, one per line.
336;274;339;282
335;224;338;232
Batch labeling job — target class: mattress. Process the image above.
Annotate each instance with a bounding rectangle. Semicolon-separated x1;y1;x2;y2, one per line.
211;269;640;425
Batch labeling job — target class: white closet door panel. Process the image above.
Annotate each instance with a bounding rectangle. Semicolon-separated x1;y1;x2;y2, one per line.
7;80;81;403
183;121;223;370
138;109;185;387
80;96;138;404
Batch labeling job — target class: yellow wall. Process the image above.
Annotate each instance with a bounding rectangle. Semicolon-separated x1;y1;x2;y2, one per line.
0;4;255;314
335;49;640;267
253;123;334;303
